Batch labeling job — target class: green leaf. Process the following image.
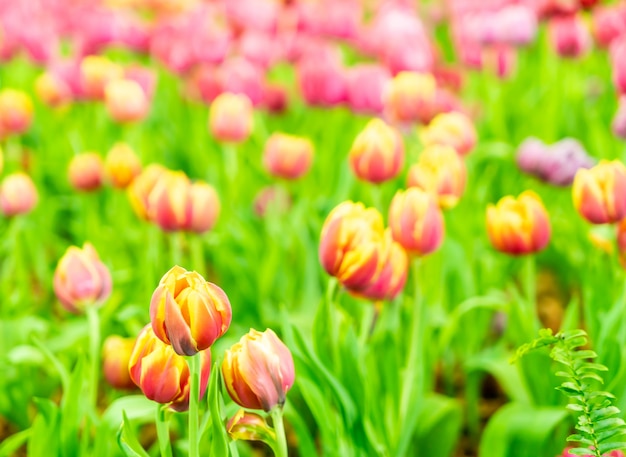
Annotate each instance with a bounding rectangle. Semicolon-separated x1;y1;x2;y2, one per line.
208;362;229;457
117;411;150;457
0;428;31;457
409;395;462;457
28;398;60;457
60;356;87;456
598;441;626;453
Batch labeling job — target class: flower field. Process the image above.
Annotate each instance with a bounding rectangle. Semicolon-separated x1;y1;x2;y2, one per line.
1;0;626;456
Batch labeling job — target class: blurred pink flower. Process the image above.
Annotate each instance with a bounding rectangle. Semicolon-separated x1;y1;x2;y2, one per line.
297;55;347;107
346;64;391;115
548;13;592;58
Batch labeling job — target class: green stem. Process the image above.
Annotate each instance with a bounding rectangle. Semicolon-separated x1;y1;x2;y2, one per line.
222;143;238;188
86;305;101;416
270;407;288;457
155;405;173;457
190;234;205;274
522;254;538;335
186;354;201;457
170;231;185;267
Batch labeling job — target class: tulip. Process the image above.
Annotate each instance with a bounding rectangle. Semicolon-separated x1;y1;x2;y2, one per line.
319;201;385;291
189;182;220;233
104;79;150;124
80;55;123;100
208;92;254;143
150;265;232;356
358;229;408;301
0;172;38;216
68;153;105;192
227;410;275;443
612;37;626;95
573;160;626;224
382;71;437;125
592;5;626;48
349;118;404;184
345;64;391;115
53;243;112;313
261;83;288;114
128;164;168;220
297;56;347;108
147;170;192;231
263;133;314;180
128;324;211;412
516;137;548;175
102;335;136;390
614;97;626;140
0;89;33;137
104;143;142;189
220;58;265;106
35;72;72;108
222;328;295;412
388;188;445;256
407;145;466;209
420;112;477;156
486;191;551;255
548;14;591;58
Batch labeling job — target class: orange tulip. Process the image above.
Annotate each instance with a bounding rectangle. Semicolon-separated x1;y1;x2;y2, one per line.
104;79;149;124
358;229;408;301
68;153;104;192
127;164;168;220
189;182;220;233
263;132;314;180
227;410;274;443
80;55;123;100
0;89;33;137
383;71;437;125
420;112;477;156
572;160;626;224
103;335;136;390
147;170;192;231
486;190;551;255
209;92;254;143
104;143;142;189
0;172;38;216
35;72;72;108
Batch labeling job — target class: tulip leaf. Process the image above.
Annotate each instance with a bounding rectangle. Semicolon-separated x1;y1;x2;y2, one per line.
28;398;60;457
411;394;463;457
0;428;30;457
208;362;230;457
60;355;86;457
117;411;150;457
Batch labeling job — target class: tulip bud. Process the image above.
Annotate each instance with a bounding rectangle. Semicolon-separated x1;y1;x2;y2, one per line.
319;201;385;291
222;328;295;412
420;112;477;156
388;188;444;256
0;89;33;137
407;145;466;209
263;133;314;180
80;55;123;100
53;243;112;313
103;335;136;390
208;92;254;143
0;172;38;216
35;72;72;108
128;164;168;220
129;324;211;412
227;409;276;443
189;182;220;233
573;160;626;224
104;79;150;124
349;118;404;184
150;265;232;356
358;229;408;301
548;14;591;58
516;137;548;175
383;71;437;125
486;191;551;255
104;143;142;189
346;64;391;115
68;153;105;192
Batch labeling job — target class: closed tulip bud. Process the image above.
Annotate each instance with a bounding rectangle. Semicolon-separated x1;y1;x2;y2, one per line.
486;191;551;255
150;265;232;356
128;164;168;220
407;145;466;209
129;324;211;412
227;409;276;443
0;89;33;136
222;328;295;412
35;72;72;108
383;71;437;125
68;153;104;192
209;92;254;143
420;112;477;156
53;243;112;313
389;188;444;256
573;160;626;224
349;118;404;184
148;170;192;232
319;201;385;291
548;14;591;58
80;55;123;100
263;133;314;180
103;335;136;390
105;143;142;189
104;79;149;124
359;229;408;301
189;182;220;233
0;172;38;216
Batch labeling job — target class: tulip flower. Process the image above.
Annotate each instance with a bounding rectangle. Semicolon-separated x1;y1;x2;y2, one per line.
53;243;112;313
407;145;466;209
129;324;211;412
263;133;314;180
0;172;38;216
35;72;72;108
104;143;142;189
358;229;408;301
104;79;149;124
419;112;477;156
486;191;551;255
68;153;105;192
345;64;391;115
208;92;254;143
227;410;276;443
222;328;295;412
148;171;192;231
382;71;437;125
388;188;444;256
0;89;33;137
548;14;591;58
189;182;220;234
297;56;347;108
102;335;136;390
80;55;123;100
150;265;232;356
127;164;168;220
349;118;404;184
319;201;385;291
573;160;626;224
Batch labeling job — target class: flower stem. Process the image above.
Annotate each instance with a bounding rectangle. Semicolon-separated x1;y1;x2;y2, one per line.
155;405;173;457
86;305;101;415
186;354;201;457
270;407;288;457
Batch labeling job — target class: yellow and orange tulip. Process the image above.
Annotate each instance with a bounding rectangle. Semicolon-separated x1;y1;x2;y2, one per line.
209;92;254;143
68;153;105;192
420;112;477;156
263;132;314;180
103;335;136;390
0;172;38;216
104;143;142;189
572;160;626;224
